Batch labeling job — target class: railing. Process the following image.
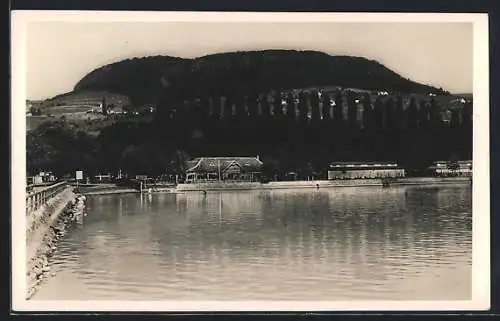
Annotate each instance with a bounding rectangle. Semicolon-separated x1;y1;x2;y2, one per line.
26;181;69;214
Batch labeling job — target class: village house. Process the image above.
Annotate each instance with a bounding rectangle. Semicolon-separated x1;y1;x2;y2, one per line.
428;160;472;177
184;156;263;183
27;171;57;185
327;162;405;180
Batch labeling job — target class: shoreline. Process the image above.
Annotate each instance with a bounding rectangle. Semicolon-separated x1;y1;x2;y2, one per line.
77;177;471;195
26;193;87;300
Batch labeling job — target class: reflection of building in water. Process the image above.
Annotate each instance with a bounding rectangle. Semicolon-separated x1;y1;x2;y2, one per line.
435;186;471;207
324;187;405;214
184;156;263;183
327;162;405;179
176;191;264;217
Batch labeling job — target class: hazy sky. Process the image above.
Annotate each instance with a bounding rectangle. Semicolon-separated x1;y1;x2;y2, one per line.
26;21;473;100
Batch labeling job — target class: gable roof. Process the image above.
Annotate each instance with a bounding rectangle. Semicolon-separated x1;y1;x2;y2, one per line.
185;157;263;173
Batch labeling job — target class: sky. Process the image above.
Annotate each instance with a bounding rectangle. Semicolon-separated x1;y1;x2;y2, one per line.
25;21;473;100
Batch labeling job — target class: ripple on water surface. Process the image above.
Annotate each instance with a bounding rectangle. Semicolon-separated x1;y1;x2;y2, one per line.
33;186;472;301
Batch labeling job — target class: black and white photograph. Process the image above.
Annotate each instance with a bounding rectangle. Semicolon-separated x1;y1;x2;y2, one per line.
11;11;490;311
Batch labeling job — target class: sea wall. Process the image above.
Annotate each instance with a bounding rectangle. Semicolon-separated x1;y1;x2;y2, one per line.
175;177;471;192
176;181;263;191
26;191;87;300
26;186;74;246
176;179;384;191
390;177;471;186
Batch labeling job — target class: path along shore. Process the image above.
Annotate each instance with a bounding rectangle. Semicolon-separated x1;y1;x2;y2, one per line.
26;188;87;300
76;176;472;195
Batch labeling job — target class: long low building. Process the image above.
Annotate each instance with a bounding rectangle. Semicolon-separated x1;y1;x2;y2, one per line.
327;162;405;180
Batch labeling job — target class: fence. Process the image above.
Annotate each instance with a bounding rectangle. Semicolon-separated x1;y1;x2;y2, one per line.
26;181;69;214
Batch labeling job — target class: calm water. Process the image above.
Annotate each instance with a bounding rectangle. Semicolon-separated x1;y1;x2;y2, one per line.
33;185;472;301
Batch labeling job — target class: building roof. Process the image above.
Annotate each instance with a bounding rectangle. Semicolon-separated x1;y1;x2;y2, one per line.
433;160;472;164
186;157;263;173
329;161;399;168
429;160;472;169
328;162;403;170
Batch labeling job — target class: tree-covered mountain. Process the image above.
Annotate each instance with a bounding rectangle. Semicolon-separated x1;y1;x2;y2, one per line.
75;55;188;105
28;50;470;179
74;50;447;106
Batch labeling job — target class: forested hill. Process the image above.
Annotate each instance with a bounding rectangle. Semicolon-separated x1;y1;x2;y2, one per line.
74;50;448;105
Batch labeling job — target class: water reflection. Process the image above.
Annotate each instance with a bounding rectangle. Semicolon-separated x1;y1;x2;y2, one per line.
33;186;472;301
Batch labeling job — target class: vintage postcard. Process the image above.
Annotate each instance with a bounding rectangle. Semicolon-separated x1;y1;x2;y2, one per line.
11;11;490;312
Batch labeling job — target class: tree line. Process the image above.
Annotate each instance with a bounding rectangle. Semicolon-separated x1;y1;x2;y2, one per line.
154;88;472;178
26;88;471;180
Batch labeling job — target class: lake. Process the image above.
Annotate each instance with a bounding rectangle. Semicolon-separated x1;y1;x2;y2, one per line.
32;185;472;301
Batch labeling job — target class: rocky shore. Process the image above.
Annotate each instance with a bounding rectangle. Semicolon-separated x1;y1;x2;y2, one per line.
26;194;87;300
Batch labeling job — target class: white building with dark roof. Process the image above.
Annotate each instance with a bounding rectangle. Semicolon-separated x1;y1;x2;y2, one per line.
184;156;263;183
428;160;472;176
327;161;405;180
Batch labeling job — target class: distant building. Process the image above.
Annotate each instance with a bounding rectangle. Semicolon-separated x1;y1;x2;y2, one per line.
32;175;44;185
428;160;472;177
28;171;56;185
93;174;113;183
108;105;125;115
184;156;263;183
327;162;405;180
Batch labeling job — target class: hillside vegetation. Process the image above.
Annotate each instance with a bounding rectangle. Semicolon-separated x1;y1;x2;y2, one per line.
74;50;448;106
27;50;470;178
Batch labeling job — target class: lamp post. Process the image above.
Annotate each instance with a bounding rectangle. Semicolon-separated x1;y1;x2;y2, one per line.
218;159;221;182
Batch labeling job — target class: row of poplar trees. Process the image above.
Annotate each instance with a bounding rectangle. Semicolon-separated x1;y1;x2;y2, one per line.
152;88;472;176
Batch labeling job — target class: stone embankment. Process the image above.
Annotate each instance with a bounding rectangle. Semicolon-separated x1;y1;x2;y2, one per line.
175;177;471;192
26;193;87;299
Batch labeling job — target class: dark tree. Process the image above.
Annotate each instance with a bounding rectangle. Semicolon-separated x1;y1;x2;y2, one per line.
461;101;473;125
273;91;284;119
362;93;373;131
346;90;358;128
428;98;442;127
297;91;308;123
102;96;108;115
210;96;220;122
223;96;233;120
373;96;385;132
247;93;258;120
260;94;271;119
418;100;429;128
460;101;473;159
199;97;210;123
321;91;331;121
310;90;321;123
395;95;405;130
233;94;246;121
286;92;296;122
384;97;395;131
333;89;344;123
406;96;418;130
450;108;460;129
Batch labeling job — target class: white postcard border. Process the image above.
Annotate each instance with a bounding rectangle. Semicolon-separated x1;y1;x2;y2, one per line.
11;11;490;312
